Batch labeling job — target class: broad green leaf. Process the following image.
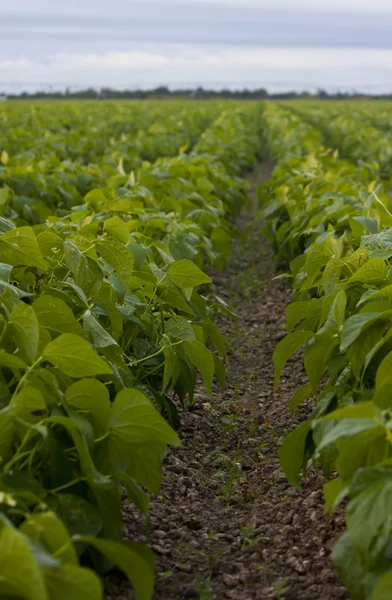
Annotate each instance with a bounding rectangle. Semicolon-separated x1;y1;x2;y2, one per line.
165;317;195;341
43;333;112;377
114;471;149;516
0;217;14;234
370;572;392;600
322;258;344;295
9;385;47;422
56;494;102;537
184;339;214;394
21;512;78;566
9;301;40;365
167;259;211;289
321;401;375;421
316;419;379;451
289;382;312;412
77;537;155;600
273;331;313;392
286;301;308;333
45;416;111;486
376;351;392;390
127;442;165;493
340;312;392;352
82;310;117;349
318;290;346;334
0;350;27;369
110;388;180;446
97;239;134;291
324;478;348;513
304;334;338;393
63;240;102;296
332;532;365;600
348;321;388;379
347;467;392;553
44;564;102;600
65;378;111;435
0;411;16;463
36;230;63;256
0;526;48;600
279;421;311;489
104;215;129;243
348;257;387;284
33;295;84;338
0;226;48;270
335;427;386;481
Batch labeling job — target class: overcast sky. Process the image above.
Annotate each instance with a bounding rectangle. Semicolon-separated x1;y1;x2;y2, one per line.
2;0;392;93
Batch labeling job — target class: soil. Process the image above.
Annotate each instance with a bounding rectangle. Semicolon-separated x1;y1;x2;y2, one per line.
107;163;348;600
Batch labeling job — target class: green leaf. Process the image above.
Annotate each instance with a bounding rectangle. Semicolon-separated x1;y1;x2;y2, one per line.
104;215;130;243
321;401;375;421
127;442;165;493
36;230;63;256
82;310;118;349
286;301;308;333
332;532;365;600
0;226;48;270
289;383;312;412
316;419;379;451
33;295;84;338
46;416;111;486
0;217;15;234
184;339;214;394
110;388;180;446
273;331;313;392
279;422;311;488
65;378;111;435
370;572;392;600
9;385;47;422
0;526;48;600
304;334;338;393
55;494;102;537
77;537;155;600
44;564;102;600
167;259;211;289
347;467;392;553
348;257;387;284
43;333;112;377
340;312;392;352
114;471;149;516
324;478;348;513
376;350;392;389
9;301;40;365
21;512;78;566
0;350;27;370
335;427;386;481
97;240;134;291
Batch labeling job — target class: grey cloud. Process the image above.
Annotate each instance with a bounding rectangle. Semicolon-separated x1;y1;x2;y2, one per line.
1;3;392;61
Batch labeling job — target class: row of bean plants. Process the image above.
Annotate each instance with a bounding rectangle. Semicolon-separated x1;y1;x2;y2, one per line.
261;101;392;599
0;102;263;599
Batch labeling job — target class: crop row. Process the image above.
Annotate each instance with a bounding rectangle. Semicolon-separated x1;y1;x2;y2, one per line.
0;103;263;599
0;101;226;221
284;101;392;181
261;102;392;599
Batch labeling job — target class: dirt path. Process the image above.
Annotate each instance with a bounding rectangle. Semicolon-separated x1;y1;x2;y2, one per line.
109;164;348;600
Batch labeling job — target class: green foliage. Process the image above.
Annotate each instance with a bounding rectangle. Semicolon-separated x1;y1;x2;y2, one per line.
0;99;264;598
262;101;392;599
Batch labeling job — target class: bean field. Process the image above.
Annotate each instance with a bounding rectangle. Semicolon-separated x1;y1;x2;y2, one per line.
0;99;391;600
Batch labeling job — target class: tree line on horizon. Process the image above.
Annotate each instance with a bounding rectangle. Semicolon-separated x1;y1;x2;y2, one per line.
1;86;390;100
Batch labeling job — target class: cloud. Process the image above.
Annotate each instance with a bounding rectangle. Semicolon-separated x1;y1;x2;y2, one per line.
34;47;392;72
0;58;32;69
